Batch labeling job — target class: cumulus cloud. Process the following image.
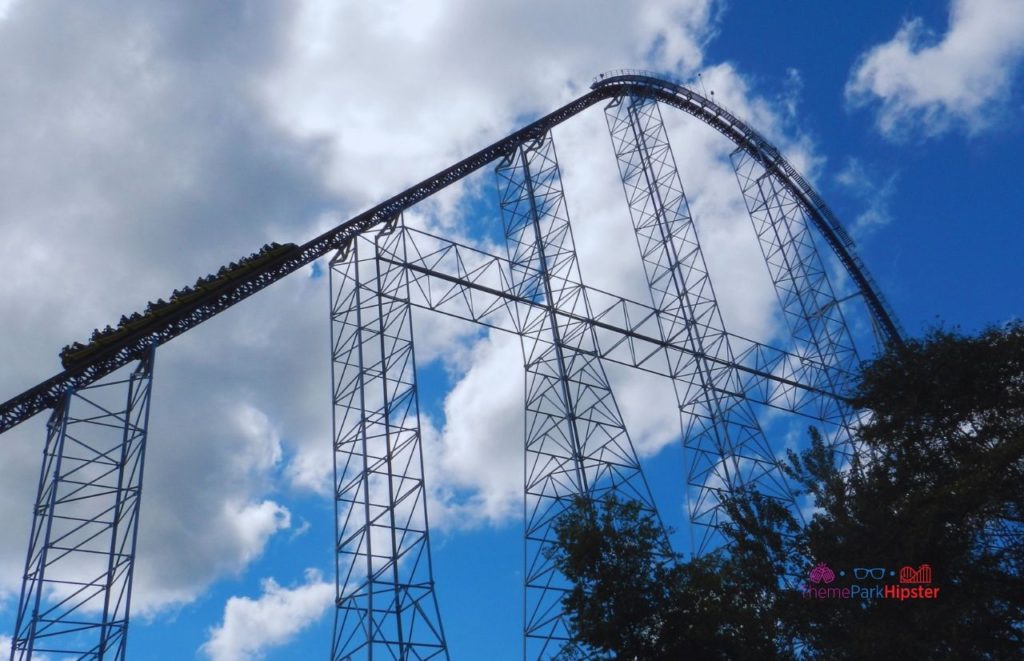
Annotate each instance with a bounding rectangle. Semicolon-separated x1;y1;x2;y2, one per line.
0;0;18;21
0;634;52;661
200;569;333;661
261;0;727;513
846;0;1024;137
253;0;763;538
424;332;525;529
262;0;716;205
0;0;330;613
0;0;834;647
835;158;898;236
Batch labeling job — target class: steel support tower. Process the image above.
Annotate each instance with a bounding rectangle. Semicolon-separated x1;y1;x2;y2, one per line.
731;147;861;449
497;135;661;657
10;348;154;661
1;71;906;660
606;93;798;553
330;218;448;659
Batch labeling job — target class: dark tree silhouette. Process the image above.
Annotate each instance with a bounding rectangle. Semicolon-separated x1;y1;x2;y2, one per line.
548;323;1024;658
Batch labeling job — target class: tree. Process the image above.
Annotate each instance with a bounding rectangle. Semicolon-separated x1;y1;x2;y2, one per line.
549;494;789;660
548;323;1024;658
792;323;1024;657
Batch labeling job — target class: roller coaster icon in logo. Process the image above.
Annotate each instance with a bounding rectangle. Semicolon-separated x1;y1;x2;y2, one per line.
809;562;836;584
900;564;932;584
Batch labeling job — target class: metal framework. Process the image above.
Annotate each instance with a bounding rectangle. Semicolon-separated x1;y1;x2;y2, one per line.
330;219;448;659
382;227;844;421
2;71;904;660
0;72;901;438
497;136;660;656
731;147;860;450
11;347;154;661
606;93;797;553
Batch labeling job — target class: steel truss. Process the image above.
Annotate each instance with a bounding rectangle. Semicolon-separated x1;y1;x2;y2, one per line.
363;214;865;650
604;93;802;553
379;227;846;420
731;147;860;450
3;71;908;661
11;347;155;661
1;71;902;440
329;219;448;660
496;135;661;658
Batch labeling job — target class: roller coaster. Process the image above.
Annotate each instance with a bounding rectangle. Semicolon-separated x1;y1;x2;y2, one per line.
2;71;901;660
59;243;298;368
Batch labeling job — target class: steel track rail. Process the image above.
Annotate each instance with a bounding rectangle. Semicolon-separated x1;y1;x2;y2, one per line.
591;70;904;345
0;73;902;436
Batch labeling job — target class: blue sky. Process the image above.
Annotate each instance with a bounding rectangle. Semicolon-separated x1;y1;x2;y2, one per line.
706;1;1024;332
1;1;1022;659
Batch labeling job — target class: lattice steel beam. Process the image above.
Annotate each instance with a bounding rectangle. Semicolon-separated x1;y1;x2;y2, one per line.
496;134;661;659
605;93;798;554
329;218;448;660
11;347;154;661
380;226;846;420
1;71;901;438
1;70;909;661
592;71;903;346
732;148;860;448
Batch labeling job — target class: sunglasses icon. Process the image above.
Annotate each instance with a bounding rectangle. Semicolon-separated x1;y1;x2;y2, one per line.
853;567;886;580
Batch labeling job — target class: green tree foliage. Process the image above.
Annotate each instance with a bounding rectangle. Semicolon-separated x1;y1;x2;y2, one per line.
549;495;787;659
547;323;1024;658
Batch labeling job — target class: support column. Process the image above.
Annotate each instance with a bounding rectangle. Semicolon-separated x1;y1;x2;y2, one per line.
731;148;859;447
11;346;155;661
606;95;796;554
497;133;660;660
330;216;448;660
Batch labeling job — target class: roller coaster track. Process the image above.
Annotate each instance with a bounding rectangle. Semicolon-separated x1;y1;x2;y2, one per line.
0;70;902;438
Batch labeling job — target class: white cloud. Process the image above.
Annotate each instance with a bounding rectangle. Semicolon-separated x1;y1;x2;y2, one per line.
262;0;716;205
780;68;804;121
232;404;284;474
264;0;724;514
201;568;333;661
229;501;292;566
847;0;1024;137
835;158;898;236
425;332;525;529
411;61;821;532
0;0;331;611
289;519;312;541
250;0;743;538
0;0;18;21
0;1;839;646
284;442;333;495
660;62;815;344
0;634;52;661
132;497;292;615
